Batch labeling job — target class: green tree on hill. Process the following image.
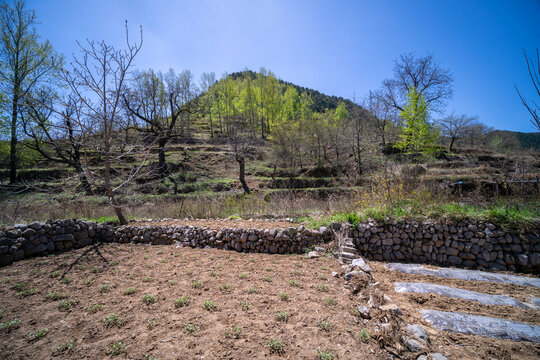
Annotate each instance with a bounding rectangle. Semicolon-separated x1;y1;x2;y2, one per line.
395;87;438;154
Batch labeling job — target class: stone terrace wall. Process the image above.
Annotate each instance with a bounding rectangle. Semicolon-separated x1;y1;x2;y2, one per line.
1;218;539;274
351;219;539;273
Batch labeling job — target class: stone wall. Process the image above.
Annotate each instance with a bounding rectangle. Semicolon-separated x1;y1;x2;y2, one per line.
350;219;539;273
0;218;538;274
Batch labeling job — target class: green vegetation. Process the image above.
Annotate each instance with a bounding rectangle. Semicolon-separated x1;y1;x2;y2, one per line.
266;338;285;355
55;339;74;354
28;328;48;341
123;287;137;295
58;299;78;311
109;341;127;356
142;294;156;305
104;313;123;328
203;300;218;312
318;320;333;331
174;296;190;308
45;291;67;301
357;328;371;342
225;326;244;339
275;311;289;322
0;318;20;332
317;350;336;360
183;322;199;334
87;304;103;313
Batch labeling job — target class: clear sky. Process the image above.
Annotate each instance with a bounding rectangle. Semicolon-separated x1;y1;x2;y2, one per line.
24;0;540;132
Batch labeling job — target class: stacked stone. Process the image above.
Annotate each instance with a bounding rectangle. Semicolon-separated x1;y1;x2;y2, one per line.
0;219;115;266
114;224;332;254
353;219;539;273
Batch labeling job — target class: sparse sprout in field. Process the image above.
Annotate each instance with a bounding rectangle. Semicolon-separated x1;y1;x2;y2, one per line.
180;259;187;264
266;338;285;354
264;266;272;272
87;304;103;314
61;277;71;284
174;252;180;258
142;277;153;283
0;309;3;316
167;279;176;285
295;262;303;268
184;322;199;334
317;350;335;360
145;263;152;269
126;274;135;280
156;250;164;255
278;292;290;301
83;279;93;286
195;261;201;267
109;341;127;356
319;275;328;280
123;287;137;295
238;272;248;279
18;287;36;298
357;328;371;342
142;294;156;305
55;339;74;354
325;297;337;306
191;280;202;289
318;320;333;331
30;269;40;275
1;277;10;283
90;266;99;274
12;282;27;291
293;269;301;276
100;283;112;293
0;318;20;332
225;325;244;339
144;255;149;260
104;313;123;328
28;328;48;341
321;266;328;270
250;259;256;263
49;271;59;278
58;299;78;311
144;354;158;360
263;276;273;283
147;317;158;329
159;259;167;263
275;311;289;322
109;260;118;266
317;284;329;292
210;270;217;276
203;300;218;312
241;300;250;311
175;296;190;308
186;270;193;275
45;291;67;301
289;280;299;287
215;264;223;269
247;286;259;294
219;283;232;292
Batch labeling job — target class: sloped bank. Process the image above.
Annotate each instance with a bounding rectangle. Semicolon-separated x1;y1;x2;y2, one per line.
0;218;538;273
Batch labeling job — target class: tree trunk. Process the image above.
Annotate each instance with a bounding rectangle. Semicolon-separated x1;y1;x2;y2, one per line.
236;155;250;194
103;142;127;225
9;96;19;184
449;137;456;152
158;137;167;177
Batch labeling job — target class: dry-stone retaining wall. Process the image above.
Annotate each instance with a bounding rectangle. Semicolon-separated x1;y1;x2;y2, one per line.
0;218;538;274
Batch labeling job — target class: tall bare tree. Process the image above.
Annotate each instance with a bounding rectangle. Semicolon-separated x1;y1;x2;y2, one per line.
437;113;477;151
0;0;58;183
515;48;539;131
378;53;453;114
64;22;143;224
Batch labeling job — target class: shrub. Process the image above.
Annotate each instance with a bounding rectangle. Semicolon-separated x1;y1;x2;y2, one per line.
275;311;289;322
142;294;156;305
109;341;127;356
266;339;284;354
175;296;190;308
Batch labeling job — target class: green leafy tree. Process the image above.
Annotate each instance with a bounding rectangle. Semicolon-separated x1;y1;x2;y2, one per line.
395;87;438;154
0;0;58;183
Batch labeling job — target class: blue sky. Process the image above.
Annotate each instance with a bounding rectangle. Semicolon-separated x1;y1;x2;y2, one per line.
26;0;540;132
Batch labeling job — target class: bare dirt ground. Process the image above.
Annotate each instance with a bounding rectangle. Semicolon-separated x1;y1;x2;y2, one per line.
0;243;538;359
130;219;297;230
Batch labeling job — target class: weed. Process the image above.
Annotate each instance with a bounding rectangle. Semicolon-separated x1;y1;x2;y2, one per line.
317;350;335;360
225;326;244;339
289;280;299;287
238;272;248;279
275;311;289;322
55;339;74;353
104;313;123;328
58;299;78;311
317;284;329;292
175;296;190;308
191;280;202;289
266;338;285;354
357;328;371;342
87;304;103;313
184;322;199;334
203;300;218;312
247;286;259;294
142;294;156;305
241;300;250;311
318;320;333;331
278;292;290;301
325;297;337;306
123;287;137;295
100;283;112;293
263;276;273;283
109;341;127;356
142;277;153;283
45;291;67;301
28;328;48;341
0;318;20;333
219;283;232;292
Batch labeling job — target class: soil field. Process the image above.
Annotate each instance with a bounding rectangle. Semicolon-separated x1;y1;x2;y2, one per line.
0;243;538;359
130;219;297;230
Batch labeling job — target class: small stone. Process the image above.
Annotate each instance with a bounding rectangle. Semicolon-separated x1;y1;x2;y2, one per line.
356;305;370;319
331;272;339;277
406;324;429;343
307;251;321;259
404;338;424;352
351;257;371;273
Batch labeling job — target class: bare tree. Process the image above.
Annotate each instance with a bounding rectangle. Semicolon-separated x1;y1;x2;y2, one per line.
63;22;143;224
21;89;93;193
378;53;453;114
437;113;477;151
365;90;396;146
515;48;539;131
